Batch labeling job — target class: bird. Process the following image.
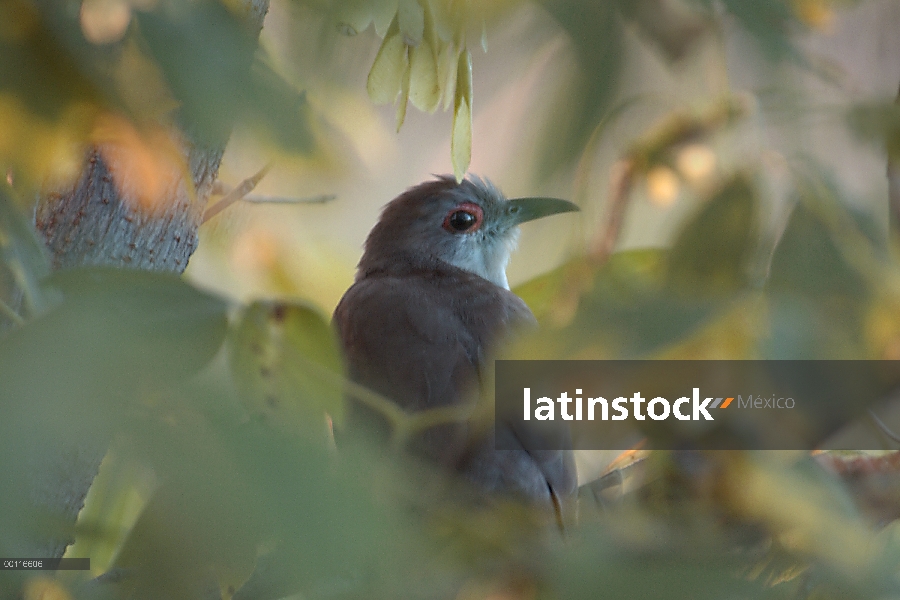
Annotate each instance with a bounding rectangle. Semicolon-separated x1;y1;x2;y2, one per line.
333;174;579;514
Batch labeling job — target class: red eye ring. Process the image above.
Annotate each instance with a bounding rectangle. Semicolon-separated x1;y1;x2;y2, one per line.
442;202;484;233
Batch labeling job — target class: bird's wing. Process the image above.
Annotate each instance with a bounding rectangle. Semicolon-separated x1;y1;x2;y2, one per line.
334;272;493;466
334;270;575;502
334;274;483;414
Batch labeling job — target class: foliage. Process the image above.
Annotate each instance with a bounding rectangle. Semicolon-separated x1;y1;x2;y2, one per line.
4;1;900;600
0;0;313;194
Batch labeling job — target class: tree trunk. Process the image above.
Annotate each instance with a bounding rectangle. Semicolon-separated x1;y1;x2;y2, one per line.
27;0;270;559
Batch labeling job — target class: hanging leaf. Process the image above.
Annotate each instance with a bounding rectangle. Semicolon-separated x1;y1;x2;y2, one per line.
396;52;412;130
451;49;472;182
366;19;406;105
397;0;425;46
437;41;459;111
409;41;440;112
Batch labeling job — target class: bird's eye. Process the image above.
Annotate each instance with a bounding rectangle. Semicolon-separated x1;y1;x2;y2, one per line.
442;202;483;233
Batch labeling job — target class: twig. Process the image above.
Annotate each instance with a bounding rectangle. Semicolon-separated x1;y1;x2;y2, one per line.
242;194;336;205
202;163;273;223
589;158;637;264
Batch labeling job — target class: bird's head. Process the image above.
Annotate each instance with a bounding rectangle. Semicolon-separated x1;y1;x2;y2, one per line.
359;175;578;289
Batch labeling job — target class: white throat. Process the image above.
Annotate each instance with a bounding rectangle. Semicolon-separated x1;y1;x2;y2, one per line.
443;229;518;290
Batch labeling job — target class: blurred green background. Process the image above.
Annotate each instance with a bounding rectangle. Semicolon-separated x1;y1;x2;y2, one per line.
5;0;900;599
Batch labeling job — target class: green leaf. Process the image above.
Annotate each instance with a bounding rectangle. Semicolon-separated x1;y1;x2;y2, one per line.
768;203;867;299
511;250;719;359
0;268;228;562
617;0;711;61
0;184;52;330
713;0;802;61
135;2;258;144
765;203;870;358
667;174;760;295
228;300;345;434
248;55;315;152
847;102;900;159
535;0;623;176
136;1;315;151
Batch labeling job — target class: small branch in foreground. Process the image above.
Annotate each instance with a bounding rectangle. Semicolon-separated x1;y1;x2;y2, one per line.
203;166;337;223
202;163;273;223
242;194;337;205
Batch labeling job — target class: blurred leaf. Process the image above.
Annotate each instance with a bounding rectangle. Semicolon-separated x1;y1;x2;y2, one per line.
618;0;711;61
0;267;229;420
135;2;257;143
67;448;157;578
0;0;108;120
0;268;227;571
549;532;764;600
536;0;623;176
667;174;760;295
247;55;315;152
136;1;314;151
436;39;459;111
847;102;900;159
768;203;867;299
110;393;427;600
691;0;803;61
765;203;870;358
0;2;114;185
228;300;345;434
0;183;52;330
511;250;720;359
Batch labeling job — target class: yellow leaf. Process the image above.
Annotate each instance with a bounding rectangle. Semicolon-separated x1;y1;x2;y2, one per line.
398;0;424;45
456;48;473;109
452;99;471;182
366;23;406;105
409;42;440;112
23;578;72;600
425;0;453;43
373;0;400;37
396;55;412;131
451;49;473;181
335;2;374;36
436;41;458;111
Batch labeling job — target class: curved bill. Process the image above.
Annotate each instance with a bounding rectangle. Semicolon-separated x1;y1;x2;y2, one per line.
505;197;580;226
